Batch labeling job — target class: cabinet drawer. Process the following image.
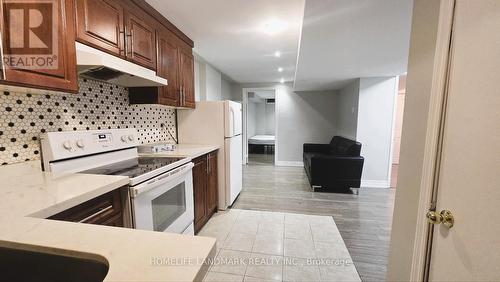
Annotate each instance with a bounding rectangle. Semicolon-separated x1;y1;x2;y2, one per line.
49;189;122;225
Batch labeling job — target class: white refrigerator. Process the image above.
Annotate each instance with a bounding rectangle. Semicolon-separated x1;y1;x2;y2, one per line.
178;101;243;210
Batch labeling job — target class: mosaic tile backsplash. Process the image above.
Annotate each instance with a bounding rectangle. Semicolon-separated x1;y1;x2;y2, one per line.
0;78;177;165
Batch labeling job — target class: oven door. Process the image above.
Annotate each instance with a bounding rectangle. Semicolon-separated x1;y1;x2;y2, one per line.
131;162;194;234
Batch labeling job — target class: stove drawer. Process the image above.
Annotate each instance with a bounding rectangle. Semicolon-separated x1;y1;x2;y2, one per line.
49;188;124;226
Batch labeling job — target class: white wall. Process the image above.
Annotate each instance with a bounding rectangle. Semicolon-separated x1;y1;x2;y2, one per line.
194;54;236;102
205;63;222;101
279;89;339;165
356;77;398;188
336;79;360;140
247;101;258;138
248;100;275;136
265;102;275;134
254;102;266;134
238;83;338;165
194;59;201;101
221;76;233;101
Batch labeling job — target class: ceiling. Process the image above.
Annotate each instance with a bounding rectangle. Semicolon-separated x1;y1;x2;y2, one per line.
146;0;305;84
294;0;414;91
255;90;276;99
248;90;275;103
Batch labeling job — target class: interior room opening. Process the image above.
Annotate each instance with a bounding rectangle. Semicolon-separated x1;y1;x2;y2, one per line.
245;90;276;166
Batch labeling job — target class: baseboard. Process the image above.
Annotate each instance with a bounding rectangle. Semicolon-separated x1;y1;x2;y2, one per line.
361;180;390;188
275;161;304;167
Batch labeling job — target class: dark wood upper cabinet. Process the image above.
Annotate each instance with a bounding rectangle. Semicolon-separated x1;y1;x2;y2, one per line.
0;0;78;93
0;0;194;96
156;29;179;107
74;0;125;57
124;8;156;70
75;0;156;70
129;29;195;108
179;48;195;108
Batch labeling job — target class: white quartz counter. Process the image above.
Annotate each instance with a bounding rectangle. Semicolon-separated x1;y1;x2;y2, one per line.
139;144;219;159
0;161;215;281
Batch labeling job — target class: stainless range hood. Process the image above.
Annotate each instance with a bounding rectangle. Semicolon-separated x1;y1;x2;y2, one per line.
76;42;168;87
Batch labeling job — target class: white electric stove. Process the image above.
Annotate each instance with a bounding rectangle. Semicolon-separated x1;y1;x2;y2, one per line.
40;129;195;235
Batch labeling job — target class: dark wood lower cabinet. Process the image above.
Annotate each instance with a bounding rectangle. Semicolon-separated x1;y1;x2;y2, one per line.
49;188;125;227
193;151;218;234
207;152;218;214
193;156;207;227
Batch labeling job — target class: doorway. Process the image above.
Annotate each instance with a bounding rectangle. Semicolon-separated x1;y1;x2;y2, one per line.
242;88;277;166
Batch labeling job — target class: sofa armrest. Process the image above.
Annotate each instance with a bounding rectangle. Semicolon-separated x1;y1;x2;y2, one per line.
311;155;364;179
303;143;330;153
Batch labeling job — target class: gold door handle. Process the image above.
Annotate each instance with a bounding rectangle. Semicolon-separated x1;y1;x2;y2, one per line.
426;210;454;228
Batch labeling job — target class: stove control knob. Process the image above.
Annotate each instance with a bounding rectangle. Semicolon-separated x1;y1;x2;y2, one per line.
121;135;128;142
128;135;135;142
76;139;85;149
63;141;73;151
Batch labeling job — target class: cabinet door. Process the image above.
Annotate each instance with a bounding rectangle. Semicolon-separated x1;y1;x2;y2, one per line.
0;0;78;92
156;30;179;106
125;8;156;70
192;157;207;231
207;152;218;213
179;48;195;108
75;0;124;57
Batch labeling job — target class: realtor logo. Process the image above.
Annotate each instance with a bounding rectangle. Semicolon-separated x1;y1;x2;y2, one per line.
3;0;58;69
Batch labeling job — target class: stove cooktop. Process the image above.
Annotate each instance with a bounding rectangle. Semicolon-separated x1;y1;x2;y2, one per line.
83;157;186;179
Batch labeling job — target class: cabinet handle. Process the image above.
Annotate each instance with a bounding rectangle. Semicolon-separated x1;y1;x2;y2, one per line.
123;27;129;57
124;26;132;56
119;30;125;56
206;157;210;173
78;205;113;223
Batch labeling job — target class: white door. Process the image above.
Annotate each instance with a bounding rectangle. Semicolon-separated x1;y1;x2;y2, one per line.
225;134;243;207
426;0;500;280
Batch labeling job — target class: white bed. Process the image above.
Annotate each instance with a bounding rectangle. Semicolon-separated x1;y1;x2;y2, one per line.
248;135;275;145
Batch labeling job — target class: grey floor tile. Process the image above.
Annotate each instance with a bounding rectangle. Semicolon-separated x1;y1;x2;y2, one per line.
204;271;244;282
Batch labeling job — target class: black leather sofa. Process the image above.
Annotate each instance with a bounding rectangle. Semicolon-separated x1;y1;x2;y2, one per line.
303;136;364;192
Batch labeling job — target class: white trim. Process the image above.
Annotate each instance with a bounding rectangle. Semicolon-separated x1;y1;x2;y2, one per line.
409;1;456;280
242;88;248;164
361;180;390;189
292;0;306;89
387;76;400;188
275;161;303;167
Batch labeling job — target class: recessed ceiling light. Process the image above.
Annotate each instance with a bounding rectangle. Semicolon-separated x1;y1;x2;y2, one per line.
278;67;283;72
274;51;281;57
280;78;285;83
263;19;287;35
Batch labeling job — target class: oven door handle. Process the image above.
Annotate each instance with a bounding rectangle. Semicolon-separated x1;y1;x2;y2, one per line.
130;162;194;197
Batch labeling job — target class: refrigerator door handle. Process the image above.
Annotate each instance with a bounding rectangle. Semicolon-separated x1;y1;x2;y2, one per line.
229;107;235;136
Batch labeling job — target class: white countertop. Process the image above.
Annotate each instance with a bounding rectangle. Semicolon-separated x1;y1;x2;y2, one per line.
0;161;216;281
140;144;219;159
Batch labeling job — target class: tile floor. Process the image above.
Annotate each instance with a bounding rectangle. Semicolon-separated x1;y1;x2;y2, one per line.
200;209;361;282
233;164;395;281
